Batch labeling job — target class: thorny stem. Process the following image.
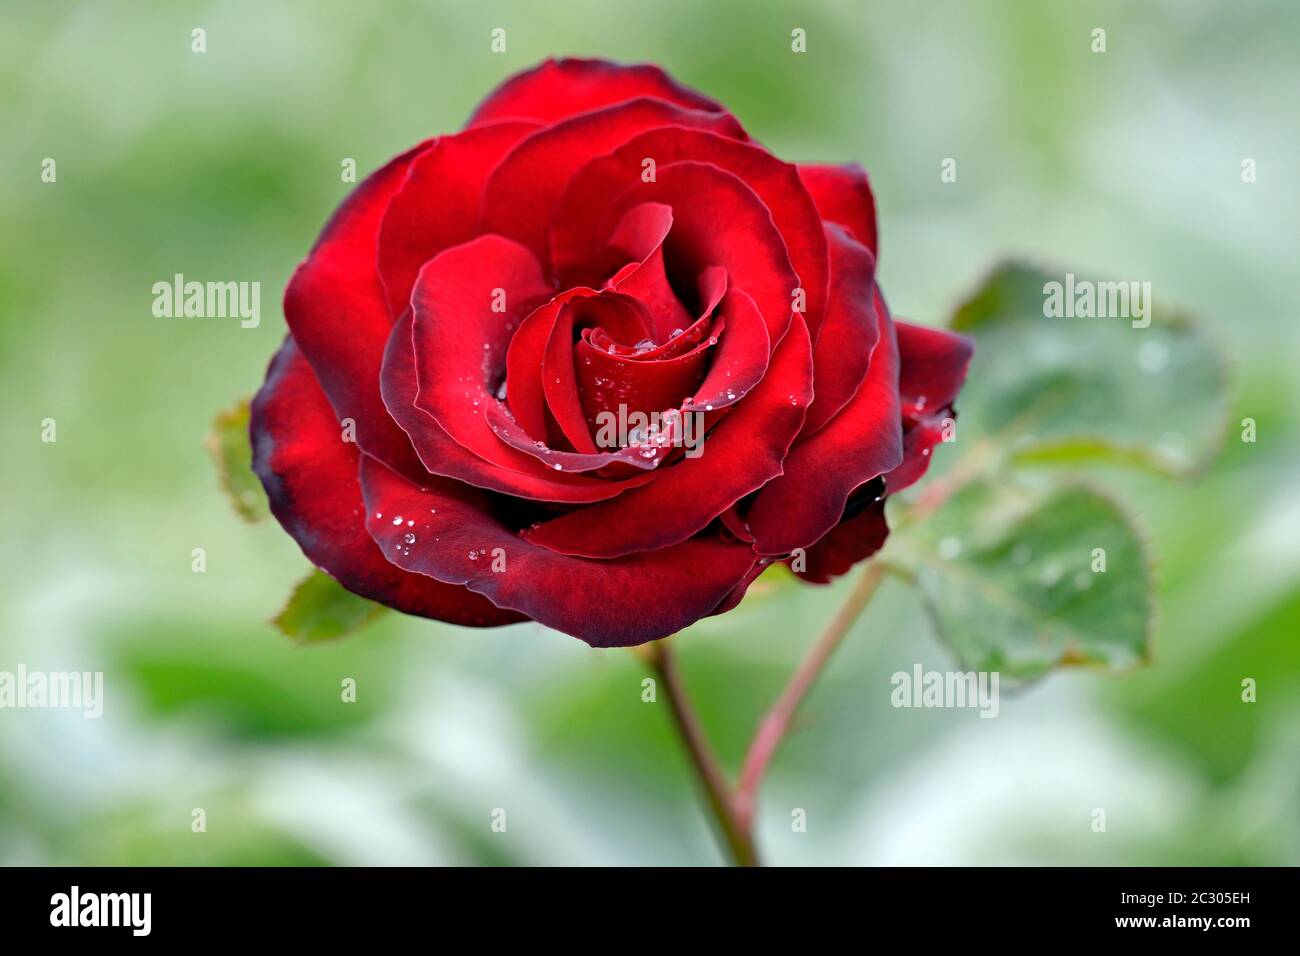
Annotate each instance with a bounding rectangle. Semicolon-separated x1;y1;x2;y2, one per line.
642;560;887;865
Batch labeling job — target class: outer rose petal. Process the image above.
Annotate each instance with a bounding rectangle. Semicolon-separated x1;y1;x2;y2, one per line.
479;99;745;270
792;497;890;584
250;337;523;627
895;321;974;414
466;57;728;128
746;292;904;556
887;320;975;492
793;323;974;582
284;140;434;479
797;163;879;255
377;121;541;318
801;225;880;436
359;457;758;647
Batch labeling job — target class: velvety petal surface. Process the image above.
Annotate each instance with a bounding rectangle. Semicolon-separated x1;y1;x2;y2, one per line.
377;121;540;319
886;320;975;492
283;140;434;479
381;311;651;502
359;456;758;647
466;57;728;129
797;162;879;255
522;312;811;558
551;160;798;347
800;225;880;436
251;338;523;626
554;130;827;340
745;293;903;556
479;101;745;270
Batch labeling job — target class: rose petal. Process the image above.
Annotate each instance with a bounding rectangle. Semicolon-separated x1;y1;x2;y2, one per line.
505;287;648;449
554;130;827;340
575;323;713;438
250;337;523;626
791;494;890;584
886;320;974;493
377;121;541;319
746;292;903;556
409;234;554;462
382;311;654;503
797;162;879;255
895;321;975;415
552;160;798;347
466;57;729;128
284;140;435;479
603;203;695;339
479;101;745;270
359;456;758;647
801;225;881;436
543;292;654;453
524;312;810;558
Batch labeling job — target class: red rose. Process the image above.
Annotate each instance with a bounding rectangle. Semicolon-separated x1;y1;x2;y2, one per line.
251;58;972;646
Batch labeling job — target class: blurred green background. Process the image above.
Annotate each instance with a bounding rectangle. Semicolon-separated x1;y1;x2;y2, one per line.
1;0;1297;865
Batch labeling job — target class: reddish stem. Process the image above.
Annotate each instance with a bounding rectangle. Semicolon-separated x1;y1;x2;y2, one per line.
735;562;886;830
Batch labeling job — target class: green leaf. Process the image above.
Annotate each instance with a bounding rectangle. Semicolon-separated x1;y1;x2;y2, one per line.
950;261;1228;476
206;398;269;522
273;569;388;642
889;480;1153;682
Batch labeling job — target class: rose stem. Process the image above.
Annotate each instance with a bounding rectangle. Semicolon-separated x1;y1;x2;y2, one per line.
734;560;887;831
643;639;760;867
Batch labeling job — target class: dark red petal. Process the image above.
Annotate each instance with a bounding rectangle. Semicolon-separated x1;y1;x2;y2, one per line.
687;285;770;411
466;57;729;129
797;163;879;255
479;101;745;269
381;311;650;503
801;225;880;436
574;322;712;435
359;456;758;647
708;557;778;616
409;234;555;461
485;398;672;473
506;287;649;449
792;498;890;584
524;312;811;558
546;292;657;452
284;141;434;479
886;320;974;493
895;321;975;415
552;160;798;347
602;204;695;339
377;121;540;319
250;338;523;626
405;261;662;476
746;294;904;556
886;417;949;494
554;130;827;340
